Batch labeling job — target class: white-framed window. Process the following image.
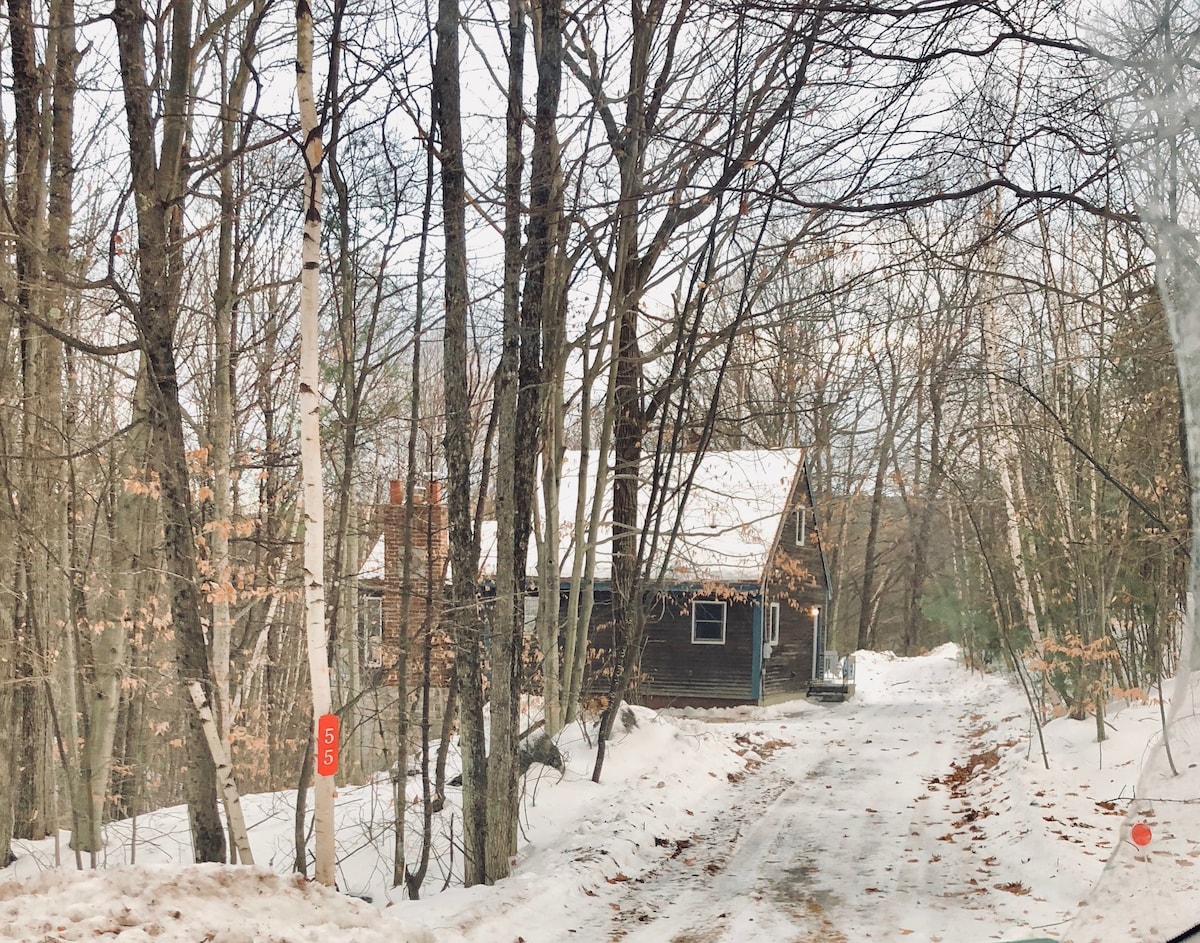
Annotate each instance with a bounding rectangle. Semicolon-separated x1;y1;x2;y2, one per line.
795;506;808;545
767;602;780;646
691;600;726;644
360;593;383;668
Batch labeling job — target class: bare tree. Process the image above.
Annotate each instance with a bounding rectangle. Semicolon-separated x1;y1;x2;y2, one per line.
433;0;489;886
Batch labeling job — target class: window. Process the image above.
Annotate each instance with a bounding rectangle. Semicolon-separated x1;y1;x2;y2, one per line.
768;602;780;646
692;600;726;644
795;506;808;545
523;594;539;637
360;594;383;668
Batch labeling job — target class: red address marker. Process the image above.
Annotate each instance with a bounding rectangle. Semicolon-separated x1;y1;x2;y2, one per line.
317;713;340;777
1131;822;1152;847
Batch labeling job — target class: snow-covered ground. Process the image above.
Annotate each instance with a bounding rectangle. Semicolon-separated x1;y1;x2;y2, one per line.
2;645;1193;942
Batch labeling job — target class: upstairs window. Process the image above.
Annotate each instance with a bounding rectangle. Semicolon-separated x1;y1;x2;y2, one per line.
692;600;726;644
795;506;808;545
768;602;781;646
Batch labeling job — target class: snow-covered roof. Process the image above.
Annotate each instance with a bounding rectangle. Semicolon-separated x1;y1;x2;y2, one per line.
481;448;803;585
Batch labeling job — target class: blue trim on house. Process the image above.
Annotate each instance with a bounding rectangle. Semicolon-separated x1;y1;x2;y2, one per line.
751;600;763;701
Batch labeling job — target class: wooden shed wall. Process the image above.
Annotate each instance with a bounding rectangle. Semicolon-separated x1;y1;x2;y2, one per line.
761;464;829;703
638;593;755;703
580;591;755;706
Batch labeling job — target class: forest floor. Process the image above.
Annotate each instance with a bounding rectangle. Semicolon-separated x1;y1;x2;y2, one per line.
3;645;1194;943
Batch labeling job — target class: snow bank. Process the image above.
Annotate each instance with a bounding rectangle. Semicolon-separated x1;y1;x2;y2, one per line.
0;864;434;943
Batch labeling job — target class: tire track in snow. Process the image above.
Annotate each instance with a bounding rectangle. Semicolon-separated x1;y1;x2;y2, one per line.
592;669;1033;942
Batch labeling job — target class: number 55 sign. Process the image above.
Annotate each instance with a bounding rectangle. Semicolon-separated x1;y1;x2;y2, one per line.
316;714;339;777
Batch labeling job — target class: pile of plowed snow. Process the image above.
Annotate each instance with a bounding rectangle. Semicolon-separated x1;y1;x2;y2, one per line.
0;864;433;942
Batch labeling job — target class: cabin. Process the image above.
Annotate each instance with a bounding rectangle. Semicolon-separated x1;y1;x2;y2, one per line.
483;449;842;708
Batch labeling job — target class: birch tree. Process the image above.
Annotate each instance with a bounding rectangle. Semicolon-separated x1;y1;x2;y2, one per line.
295;0;336;886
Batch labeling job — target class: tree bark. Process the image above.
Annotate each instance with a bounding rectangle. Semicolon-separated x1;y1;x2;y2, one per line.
433;0;488;886
188;682;255;864
112;0;226;864
295;0;336;886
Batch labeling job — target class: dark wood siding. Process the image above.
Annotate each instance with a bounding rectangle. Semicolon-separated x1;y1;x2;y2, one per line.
761;464;829;704
579;591;755;706
557;456;836;708
637;593;755;703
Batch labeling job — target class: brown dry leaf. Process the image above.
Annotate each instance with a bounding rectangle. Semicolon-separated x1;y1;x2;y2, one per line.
995;882;1031;896
606;873;631;883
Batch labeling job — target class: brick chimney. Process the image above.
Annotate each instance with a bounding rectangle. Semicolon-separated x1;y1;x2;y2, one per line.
379;477;449;688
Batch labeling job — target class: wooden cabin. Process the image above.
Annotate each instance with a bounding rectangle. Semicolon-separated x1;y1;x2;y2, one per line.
482;449;838;708
634;450;832;707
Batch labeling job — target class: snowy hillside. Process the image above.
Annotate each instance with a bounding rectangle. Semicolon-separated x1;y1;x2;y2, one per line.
1;646;1189;942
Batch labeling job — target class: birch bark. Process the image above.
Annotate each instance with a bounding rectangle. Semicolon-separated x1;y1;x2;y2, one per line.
188;682;255;864
295;0;336;887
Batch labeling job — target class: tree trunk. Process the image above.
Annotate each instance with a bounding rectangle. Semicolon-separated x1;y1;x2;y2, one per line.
188;682;255;864
97;373;154;845
901;379;945;655
528;0;564;737
485;0;535;882
857;431;893;652
398;130;437;897
433;0;488;886
0;489;15;864
112;0;225;864
295;0;336;886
